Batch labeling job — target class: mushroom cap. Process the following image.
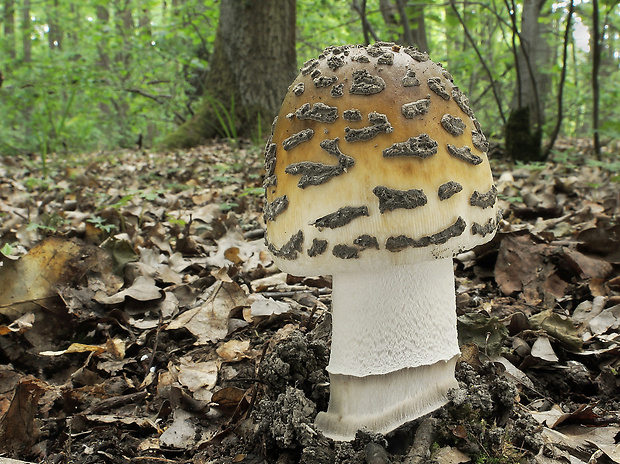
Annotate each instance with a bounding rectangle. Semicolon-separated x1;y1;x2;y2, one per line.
264;42;499;275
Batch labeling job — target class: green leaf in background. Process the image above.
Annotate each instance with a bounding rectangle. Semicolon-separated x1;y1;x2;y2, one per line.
529;310;583;352
457;313;509;357
0;243;14;258
100;237;139;276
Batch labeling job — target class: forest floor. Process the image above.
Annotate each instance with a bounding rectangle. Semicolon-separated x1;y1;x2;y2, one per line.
0;140;619;464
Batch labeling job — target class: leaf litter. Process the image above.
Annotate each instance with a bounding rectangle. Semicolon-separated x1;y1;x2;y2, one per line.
0;141;618;463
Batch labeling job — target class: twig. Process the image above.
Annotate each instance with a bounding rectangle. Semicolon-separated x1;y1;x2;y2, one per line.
145;315;163;375
404;417;437;464
80;391;149;415
125;88;171;101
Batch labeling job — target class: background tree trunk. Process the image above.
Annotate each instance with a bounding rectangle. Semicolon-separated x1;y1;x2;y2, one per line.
505;0;551;162
403;2;429;52
3;0;16;60
379;0;429;51
47;0;62;50
21;0;31;62
591;0;601;159
162;0;297;149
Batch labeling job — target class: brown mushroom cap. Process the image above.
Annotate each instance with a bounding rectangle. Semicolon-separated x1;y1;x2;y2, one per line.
264;42;499;275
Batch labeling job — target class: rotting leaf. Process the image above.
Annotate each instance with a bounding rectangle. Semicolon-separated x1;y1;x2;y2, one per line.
494;233;552;305
577;223;620;263
529;310;583;352
211;386;250;415
216;339;252;362
0;236;105;319
100;236;139;275
457;313;508;357
94;275;165;305
562;248;613;280
458;342;483;368
0;377;48;455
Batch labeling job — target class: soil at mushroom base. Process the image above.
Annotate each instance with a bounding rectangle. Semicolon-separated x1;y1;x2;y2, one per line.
249;327;544;463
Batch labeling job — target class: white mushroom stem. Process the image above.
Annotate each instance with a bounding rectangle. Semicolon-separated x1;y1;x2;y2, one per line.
315;257;460;441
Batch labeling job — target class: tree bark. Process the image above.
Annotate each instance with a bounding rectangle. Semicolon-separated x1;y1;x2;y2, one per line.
162;0;297;149
591;0;601;159
505;0;551;162
404;2;429;52
3;0;16;60
21;0;31;62
512;0;551;126
47;0;62;50
379;0;428;51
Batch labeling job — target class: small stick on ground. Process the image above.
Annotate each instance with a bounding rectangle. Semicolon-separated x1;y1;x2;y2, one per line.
404;417;437;464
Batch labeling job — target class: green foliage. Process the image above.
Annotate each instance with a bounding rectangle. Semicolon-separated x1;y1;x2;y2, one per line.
0;243;14;258
27;212;69;233
204;93;238;144
240;187;265;197
87;216;116;234
1;0;619;157
166;214;186;227
0;0;218;156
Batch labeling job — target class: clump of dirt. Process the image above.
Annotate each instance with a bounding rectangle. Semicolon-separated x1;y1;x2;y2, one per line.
439;362;544;459
257;328;330;408
241;328;544;464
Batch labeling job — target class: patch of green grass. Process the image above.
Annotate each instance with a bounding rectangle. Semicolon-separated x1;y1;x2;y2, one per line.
239;187;264;197
1;243;14;257
87;216;116;234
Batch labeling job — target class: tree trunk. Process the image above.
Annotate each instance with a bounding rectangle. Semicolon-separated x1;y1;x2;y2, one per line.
3;0;16;60
505;0;551;162
21;0;31;62
379;0;428;51
47;0;62;50
404;2;429;52
162;0;297;149
591;0;601;159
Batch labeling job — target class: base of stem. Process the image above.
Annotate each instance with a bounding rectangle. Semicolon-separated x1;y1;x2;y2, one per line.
315;356;458;441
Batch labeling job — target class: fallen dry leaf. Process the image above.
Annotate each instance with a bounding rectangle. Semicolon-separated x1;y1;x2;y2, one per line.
173;359;219;400
530;336;559;362
247;294;291;319
159;409;196;449
39;342;106;357
0;141;617;463
167;281;248;344
0;237;106;319
0;378;48;455
216;339;251;362
95;275;164;305
494;233;551;304
0;312;35;335
529;310;583;352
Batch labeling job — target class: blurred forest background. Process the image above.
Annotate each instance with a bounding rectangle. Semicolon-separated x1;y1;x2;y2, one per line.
0;0;618;162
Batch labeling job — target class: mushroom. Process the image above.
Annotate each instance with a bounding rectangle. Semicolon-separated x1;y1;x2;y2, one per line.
263;42;499;441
